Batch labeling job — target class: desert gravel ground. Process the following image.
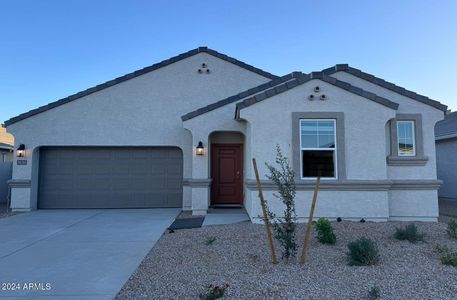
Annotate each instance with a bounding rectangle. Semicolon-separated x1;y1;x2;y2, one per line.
116;220;457;300
0;203;18;219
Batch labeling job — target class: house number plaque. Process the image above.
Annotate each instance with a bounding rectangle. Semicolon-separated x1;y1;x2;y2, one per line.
17;160;27;165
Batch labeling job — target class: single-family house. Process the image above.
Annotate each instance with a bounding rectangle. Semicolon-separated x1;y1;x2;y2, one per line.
5;47;447;222
0;125;14;203
435;111;457;200
0;126;14;162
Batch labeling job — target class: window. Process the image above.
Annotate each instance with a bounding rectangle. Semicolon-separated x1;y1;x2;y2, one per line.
300;119;336;178
397;120;415;156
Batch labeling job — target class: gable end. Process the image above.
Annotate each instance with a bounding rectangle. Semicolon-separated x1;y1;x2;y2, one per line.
322;64;447;112
235;72;399;118
5;47;278;126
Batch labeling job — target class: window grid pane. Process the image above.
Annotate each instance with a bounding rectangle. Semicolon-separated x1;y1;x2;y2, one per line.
300;120;335;149
300;119;337;178
397;121;415;156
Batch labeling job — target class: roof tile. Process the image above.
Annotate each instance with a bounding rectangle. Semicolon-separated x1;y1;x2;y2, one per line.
5;47;278;126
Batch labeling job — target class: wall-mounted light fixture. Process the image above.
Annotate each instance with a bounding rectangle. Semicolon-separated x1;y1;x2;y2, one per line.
16;144;25;157
196;141;205;155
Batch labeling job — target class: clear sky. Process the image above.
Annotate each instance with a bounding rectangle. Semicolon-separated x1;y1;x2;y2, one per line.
1;0;456;123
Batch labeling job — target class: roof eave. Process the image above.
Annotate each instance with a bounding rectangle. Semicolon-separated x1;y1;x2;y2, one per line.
236;72;399;112
323;64;448;112
5;47;278;126
181;72;304;122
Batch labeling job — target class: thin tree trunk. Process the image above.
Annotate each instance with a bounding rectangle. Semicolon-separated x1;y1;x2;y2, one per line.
299;175;321;264
252;158;278;264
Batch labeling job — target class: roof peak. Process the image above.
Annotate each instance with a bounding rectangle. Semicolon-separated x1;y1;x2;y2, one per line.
322;64;447;112
235;72;399;116
5;47;278;126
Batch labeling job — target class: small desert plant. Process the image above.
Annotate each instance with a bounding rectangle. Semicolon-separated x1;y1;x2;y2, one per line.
205;236;217;245
315;218;336;245
436;245;457;267
347;237;380;266
447;220;457;239
368;286;381;300
199;284;229;300
265;145;297;262
394;224;425;243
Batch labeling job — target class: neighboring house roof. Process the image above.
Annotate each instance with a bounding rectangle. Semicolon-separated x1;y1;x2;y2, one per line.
435;111;457;140
0;126;14;147
5;47;278;127
234;72;399;118
181;71;302;121
322;64;447;112
0;142;13;151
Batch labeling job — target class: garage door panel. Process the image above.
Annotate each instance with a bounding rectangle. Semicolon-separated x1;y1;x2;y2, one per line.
38;147;183;208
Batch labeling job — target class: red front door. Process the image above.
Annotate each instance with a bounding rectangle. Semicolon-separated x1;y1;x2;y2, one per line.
211;144;243;205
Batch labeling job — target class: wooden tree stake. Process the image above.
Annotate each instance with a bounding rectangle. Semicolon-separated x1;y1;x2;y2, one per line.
299;175;321;264
252;158;278;264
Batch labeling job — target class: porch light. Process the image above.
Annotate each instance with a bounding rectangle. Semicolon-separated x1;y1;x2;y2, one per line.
196;141;205;155
16;144;25;157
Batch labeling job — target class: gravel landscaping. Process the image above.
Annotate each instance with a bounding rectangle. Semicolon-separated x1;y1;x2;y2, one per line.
116;220;457;300
0;203;18;219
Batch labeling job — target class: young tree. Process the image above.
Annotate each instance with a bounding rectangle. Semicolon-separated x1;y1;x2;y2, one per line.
265;145;297;262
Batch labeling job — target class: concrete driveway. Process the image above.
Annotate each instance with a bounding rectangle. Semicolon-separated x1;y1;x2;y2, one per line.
0;209;179;300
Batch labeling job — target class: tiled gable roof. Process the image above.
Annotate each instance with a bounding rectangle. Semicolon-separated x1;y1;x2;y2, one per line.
235;72;399;117
322;64;447;112
181;72;302;121
5;47;277;126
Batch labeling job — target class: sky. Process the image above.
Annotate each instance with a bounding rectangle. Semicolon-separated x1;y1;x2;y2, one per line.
1;0;456;123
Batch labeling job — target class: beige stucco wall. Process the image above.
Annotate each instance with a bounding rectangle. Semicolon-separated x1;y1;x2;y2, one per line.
0;127;14;145
237;78;440;222
239;79;397;180
183;102;247;213
7;52;270;211
330;71;444;180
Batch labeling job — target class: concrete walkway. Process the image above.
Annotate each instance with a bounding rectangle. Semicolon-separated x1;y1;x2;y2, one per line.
203;208;250;226
0;209;179;299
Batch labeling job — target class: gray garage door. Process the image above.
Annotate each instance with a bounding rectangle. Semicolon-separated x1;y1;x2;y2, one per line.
38;147;183;208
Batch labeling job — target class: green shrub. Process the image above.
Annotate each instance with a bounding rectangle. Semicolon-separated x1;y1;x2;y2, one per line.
205;236;217;246
347;237;380;266
315;218;336;245
447;220;457;239
394;224;425;243
368;286;381;300
199;284;229;300
436;245;457;267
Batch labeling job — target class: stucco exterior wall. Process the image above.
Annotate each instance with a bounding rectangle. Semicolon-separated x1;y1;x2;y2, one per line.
388;189;439;221
183;102;247;213
0;127;14;146
7;52;270;210
239;79;396;180
330;71;444;180
248;190;389;223
436;137;457;199
238;78;439;221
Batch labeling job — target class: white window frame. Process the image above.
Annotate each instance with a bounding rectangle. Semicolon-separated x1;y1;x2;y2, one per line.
397;120;416;157
299;119;337;180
